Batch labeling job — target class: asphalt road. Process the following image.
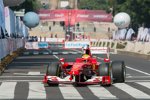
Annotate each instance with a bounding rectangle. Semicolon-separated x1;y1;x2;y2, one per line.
0;48;150;100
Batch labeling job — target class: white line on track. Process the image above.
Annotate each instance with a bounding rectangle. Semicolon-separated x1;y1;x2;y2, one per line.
0;76;43;78
114;83;150;99
126;66;150;76
136;82;150;89
28;72;41;75
126;76;150;78
14;73;44;76
59;85;83;99
53;52;59;55
62;52;68;54
88;85;117;99
28;82;46;99
53;55;59;59
0;80;42;82
126;80;150;82
70;52;78;54
0;82;16;99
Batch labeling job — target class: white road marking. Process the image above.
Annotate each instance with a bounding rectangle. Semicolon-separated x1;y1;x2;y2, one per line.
0;80;42;82
126;76;150;78
28;72;41;75
126;74;131;76
70;52;78;54
0;76;43;78
14;72;44;76
53;55;59;59
114;83;150;99
0;82;16;99
88;85;117;99
136;82;150;89
28;82;46;99
126;80;150;82
62;52;68;54
53;52;58;55
126;66;150;76
59;85;83;99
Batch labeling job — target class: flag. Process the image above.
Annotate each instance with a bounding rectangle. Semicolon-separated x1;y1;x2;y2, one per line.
0;0;5;35
126;28;135;40
137;27;144;41
141;28;148;41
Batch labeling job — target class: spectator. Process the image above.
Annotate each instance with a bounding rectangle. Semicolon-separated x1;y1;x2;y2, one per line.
49;26;51;31
55;34;57;38
94;27;96;32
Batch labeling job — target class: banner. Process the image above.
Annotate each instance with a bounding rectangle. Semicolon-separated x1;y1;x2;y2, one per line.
39;9;112;26
25;42;49;49
39;10;67;21
25;42;39;49
0;0;5;34
38;42;48;48
64;41;90;48
91;47;109;54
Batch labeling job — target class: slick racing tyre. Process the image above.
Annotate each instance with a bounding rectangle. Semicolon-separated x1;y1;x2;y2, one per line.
47;62;60;76
111;61;126;83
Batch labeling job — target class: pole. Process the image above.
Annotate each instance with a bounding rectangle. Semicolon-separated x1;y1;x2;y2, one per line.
68;11;71;41
75;0;78;9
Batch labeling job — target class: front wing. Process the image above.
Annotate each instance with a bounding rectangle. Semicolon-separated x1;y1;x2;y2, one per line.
43;75;111;85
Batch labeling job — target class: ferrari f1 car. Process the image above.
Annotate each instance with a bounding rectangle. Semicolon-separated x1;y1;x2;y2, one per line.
43;48;126;86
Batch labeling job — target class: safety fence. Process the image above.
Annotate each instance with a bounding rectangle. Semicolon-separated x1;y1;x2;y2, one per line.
0;38;25;59
24;39;150;55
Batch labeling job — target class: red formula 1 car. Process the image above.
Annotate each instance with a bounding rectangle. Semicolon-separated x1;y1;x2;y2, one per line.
43;53;126;86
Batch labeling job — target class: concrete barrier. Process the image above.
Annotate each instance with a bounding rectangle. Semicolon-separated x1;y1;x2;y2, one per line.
90;40;150;56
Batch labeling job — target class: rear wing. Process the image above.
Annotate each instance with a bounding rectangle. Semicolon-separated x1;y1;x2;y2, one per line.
91;47;110;59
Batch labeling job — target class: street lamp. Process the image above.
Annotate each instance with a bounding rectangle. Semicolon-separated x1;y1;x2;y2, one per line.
68;11;71;41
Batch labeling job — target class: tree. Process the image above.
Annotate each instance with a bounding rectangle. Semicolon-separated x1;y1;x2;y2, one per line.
78;0;110;11
11;0;41;12
113;0;150;32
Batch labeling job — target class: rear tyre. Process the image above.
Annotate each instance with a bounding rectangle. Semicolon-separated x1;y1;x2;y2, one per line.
111;61;126;83
46;63;60;86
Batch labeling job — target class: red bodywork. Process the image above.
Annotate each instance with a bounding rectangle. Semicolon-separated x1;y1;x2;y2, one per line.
43;55;111;86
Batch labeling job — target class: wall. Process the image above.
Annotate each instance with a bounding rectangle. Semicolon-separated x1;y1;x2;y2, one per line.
0;38;25;59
